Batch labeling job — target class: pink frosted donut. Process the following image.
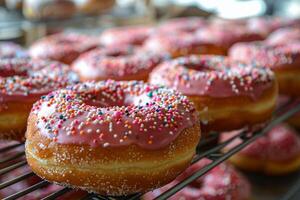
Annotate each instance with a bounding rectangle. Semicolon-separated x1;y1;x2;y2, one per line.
25;80;200;195
72;45;168;81
266;27;300;45
156;17;207;34
144;33;226;58
149;55;277;134
144;158;251;200
195;26;264;54
0;58;78;141
0;42;27;59
100;25;153;46
221;124;300;175
29;33;100;64
229;41;300;97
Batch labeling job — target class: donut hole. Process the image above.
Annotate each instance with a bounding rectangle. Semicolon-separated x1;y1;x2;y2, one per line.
183;62;213;72
104;47;134;58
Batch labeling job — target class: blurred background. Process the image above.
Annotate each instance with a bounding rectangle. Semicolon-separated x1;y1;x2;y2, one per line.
0;0;300;45
1;1;300;200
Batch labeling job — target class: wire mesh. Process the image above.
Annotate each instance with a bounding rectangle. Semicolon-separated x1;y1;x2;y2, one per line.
0;101;300;200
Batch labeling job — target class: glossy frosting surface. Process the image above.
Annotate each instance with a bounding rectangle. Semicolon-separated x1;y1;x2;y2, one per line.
100;26;153;46
149;55;275;99
0;59;78;103
72;45;168;80
229;41;300;70
32;80;198;149
29;33;99;62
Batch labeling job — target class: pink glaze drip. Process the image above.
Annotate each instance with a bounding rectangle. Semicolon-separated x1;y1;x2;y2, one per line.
100;26;153;46
0;59;78;103
221;124;300;162
32;80;198;149
72;45;168;80
149;55;275;99
229;41;300;70
144;158;251;200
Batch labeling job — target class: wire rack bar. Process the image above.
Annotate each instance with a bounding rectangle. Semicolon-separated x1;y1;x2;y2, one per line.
0;171;34;190
0;143;23;153
0;152;25;164
0;160;27;176
281;177;300;200
3;180;49;200
41;188;72;200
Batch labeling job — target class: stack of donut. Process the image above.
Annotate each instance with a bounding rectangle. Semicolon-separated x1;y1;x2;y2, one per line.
0;15;300;199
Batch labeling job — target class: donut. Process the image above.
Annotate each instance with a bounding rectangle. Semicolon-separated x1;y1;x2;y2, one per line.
144;33;225;58
0;58;78;141
156;17;207;34
195;26;264;54
75;0;115;15
25;80;200;196
23;0;76;20
29;33;99;64
100;25;153;46
229;41;300;97
221;124;300;175
72;45;168;81
0;42;27;59
266;27;300;45
149;55;278;134
144;158;251;200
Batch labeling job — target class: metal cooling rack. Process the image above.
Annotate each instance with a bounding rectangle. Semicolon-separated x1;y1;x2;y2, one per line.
1;100;300;200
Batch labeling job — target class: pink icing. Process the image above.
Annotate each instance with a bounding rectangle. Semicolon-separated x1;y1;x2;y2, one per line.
220;124;300;162
144;158;251;200
0;59;78;103
149;55;275;99
143;33;213;55
266;27;300;45
246;17;294;36
32;80;198;149
100;26;153;46
29;33;100;64
72;45;168;80
195;26;264;49
0;42;27;59
229;41;300;70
